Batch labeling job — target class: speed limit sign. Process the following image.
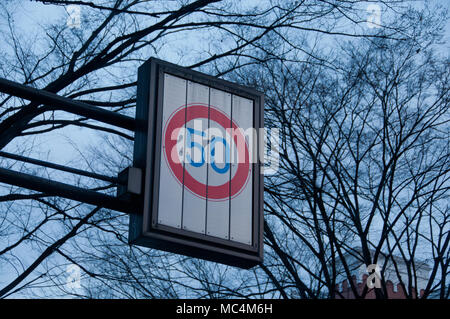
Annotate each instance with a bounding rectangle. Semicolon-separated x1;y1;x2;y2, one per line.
163;104;250;201
129;58;264;268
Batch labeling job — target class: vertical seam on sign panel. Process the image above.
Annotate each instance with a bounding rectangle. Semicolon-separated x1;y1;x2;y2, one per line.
180;79;188;229
228;94;233;241
204;87;211;235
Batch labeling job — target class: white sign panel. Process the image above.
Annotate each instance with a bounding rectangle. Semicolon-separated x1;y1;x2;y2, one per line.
158;73;253;245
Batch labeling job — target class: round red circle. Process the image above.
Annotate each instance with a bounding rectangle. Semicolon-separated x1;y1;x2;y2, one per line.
163;104;250;201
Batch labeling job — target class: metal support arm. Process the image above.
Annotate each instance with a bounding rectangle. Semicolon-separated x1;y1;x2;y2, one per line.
0;167;135;214
0;151;120;184
0;77;136;131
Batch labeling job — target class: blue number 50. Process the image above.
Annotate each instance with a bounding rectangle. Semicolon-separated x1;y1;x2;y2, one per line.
185;128;230;175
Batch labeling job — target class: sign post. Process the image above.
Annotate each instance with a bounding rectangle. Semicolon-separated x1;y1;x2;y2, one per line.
129;58;264;268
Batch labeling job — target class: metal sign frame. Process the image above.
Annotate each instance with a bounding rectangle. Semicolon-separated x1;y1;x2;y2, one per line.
129;58;264;268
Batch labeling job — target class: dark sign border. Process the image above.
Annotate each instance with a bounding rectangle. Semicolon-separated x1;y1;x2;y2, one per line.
129;58;264;269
